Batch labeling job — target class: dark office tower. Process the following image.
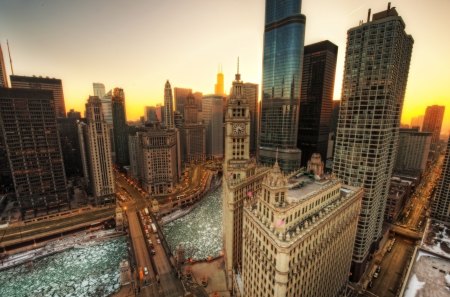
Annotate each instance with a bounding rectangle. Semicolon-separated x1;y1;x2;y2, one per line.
57;117;83;177
297;41;338;166
112;88;129;167
432;136;450;223
259;0;306;173
422;105;445;148
0;45;8;87
333;5;413;281
10;75;66;118
327;100;341;163
242;83;259;156
0;88;69;213
174;87;192;114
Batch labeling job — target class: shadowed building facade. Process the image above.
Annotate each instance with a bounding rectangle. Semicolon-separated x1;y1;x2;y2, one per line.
333;5;414;281
0;88;69;212
297;40;338;166
112;88;129;167
259;0;306;173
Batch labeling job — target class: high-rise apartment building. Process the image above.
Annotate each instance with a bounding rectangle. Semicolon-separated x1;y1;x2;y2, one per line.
259;0;306;173
202;94;224;158
333;5;414;280
395;128;431;177
242;162;362;297
298;40;338;166
164;80;175;130
215;68;225;96
10;75;66;118
132;124;181;195
222;70;270;293
79;96;115;204
0;88;69;212
422;105;445;148
410;115;424;130
431;136;450;223
174;87;192;114
112;88;129;167
0;45;8;88
242;83;259;156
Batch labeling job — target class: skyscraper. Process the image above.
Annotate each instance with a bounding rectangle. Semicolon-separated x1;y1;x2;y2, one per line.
432;136;450;223
10;75;67;118
422;105;445;148
180;93;206;164
297;40;338;166
395;128;431;177
333;5;414;281
145;106;159;123
242;161;362;297
112;88;129;167
202;95;224;158
242;83;259;156
79;96;115;204
410;115;424;130
0;45;8;88
215;67;225;96
174;87;192;114
259;0;306;173
93;82;106;98
164;80;175;129
0;88;69;212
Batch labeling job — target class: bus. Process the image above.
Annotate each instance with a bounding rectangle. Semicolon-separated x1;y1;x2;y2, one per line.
151;223;157;233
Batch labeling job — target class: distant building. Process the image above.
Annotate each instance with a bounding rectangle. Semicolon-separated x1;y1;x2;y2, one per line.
112;88;129;167
93;82;106;98
132;124;181;195
422;105;445;148
0;88;69;212
67;109;81;119
10;75;66;118
242;83;258;156
57;117;83;177
432;136;450;223
202;94;224;158
333;5;414;281
326;100;341;166
78;96;115;205
215;67;225;96
385;177;412;222
410;115;424;130
298;40;338;166
163;81;175;130
155;104;163;123
0;45;8;87
145;106;159;123
193;91;203;112
395;128;431;177
174;87;192;114
180;93;206;164
242;162;362;297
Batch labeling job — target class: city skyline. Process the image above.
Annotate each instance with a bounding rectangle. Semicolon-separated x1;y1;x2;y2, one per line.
1;0;449;134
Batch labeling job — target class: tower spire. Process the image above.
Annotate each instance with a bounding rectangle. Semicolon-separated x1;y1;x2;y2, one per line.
7;39;14;75
235;57;241;81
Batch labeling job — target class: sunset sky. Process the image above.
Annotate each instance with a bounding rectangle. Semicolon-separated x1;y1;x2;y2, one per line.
0;0;449;134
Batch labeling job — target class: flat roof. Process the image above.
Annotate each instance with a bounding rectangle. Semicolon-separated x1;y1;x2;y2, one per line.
286;174;338;203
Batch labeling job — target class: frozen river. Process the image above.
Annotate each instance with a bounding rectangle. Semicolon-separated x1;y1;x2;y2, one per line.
0;237;127;297
162;186;223;260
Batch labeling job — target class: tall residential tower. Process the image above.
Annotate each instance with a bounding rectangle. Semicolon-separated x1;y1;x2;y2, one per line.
259;0;306;173
333;5;414;281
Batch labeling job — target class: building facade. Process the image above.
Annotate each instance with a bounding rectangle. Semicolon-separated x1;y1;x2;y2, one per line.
10;75;66;118
181;93;206;164
57;117;83;177
174;87;192;114
242;83;259;156
395;128;431;177
431;136;450;223
202;94;224;158
135;124;181;195
0;88;69;212
242;163;362;297
259;0;306;173
79;96;115;205
422;105;445;148
410;115;424;130
145;106;159;123
332;5;414;281
112;88;129;167
297;40;338;166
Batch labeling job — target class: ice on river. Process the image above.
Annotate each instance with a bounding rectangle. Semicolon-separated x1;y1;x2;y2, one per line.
162;186;223;260
0;237;127;297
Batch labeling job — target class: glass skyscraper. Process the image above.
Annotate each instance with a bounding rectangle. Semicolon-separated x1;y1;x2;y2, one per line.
259;0;306;173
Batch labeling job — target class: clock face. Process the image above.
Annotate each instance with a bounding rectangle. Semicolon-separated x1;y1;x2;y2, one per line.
232;123;245;135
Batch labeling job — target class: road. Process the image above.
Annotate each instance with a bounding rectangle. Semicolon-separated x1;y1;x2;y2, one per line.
368;237;415;297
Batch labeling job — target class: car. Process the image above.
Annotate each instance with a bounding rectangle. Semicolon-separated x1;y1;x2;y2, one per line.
373;272;379;279
157;239;161;244
144;267;148;275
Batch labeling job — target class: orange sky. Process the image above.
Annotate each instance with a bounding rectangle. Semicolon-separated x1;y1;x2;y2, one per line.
0;0;449;135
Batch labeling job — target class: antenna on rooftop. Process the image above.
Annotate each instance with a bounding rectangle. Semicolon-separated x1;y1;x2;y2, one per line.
7;40;14;75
